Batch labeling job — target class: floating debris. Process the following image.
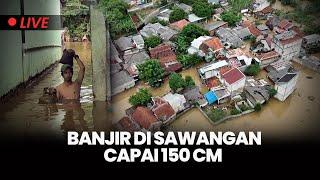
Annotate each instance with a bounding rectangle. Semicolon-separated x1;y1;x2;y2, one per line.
308;96;315;101
306;76;313;79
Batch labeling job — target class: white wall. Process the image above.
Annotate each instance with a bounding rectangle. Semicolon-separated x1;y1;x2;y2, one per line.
274;74;298;101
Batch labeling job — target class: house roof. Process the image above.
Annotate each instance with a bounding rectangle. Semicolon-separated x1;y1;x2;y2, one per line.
256;51;280;61
188;13;205;22
149;44;173;59
115;36;134;52
199;60;229;74
161;61;182;73
248;25;262;37
216;27;243;47
274;30;302;45
278;19;293;30
117;116;140;133
111;71;135;91
140;23;177;41
170;19;190;31
260;6;273;14
132;106;157;129
151;97;175;121
204;91;218;105
162;93;186;113
242;20;252;28
278;73;297;83
190;36;212;49
176;3;192;13
204;21;228;31
123;50;150;65
203;37;224;51
182;86;202;102
257;24;269;31
222;68;245;85
235;27;252;39
132;34;144;45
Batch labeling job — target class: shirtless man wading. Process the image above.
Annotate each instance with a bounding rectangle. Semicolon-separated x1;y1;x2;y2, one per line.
56;54;85;102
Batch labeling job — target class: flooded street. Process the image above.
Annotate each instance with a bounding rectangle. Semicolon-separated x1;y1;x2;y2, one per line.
0;42;111;140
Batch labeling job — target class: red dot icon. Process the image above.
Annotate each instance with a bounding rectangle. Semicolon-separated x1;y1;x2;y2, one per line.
8;17;17;26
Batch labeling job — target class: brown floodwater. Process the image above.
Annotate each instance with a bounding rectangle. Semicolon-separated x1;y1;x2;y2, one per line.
0;42;112;140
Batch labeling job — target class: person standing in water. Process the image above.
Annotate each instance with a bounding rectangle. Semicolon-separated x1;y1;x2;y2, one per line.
56;54;85;102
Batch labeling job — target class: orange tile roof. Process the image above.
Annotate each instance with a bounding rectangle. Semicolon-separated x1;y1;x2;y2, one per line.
248;25;262;37
149;44;173;59
222;68;245;85
256;51;280;61
203;37;224;51
132;106;157;129
118;116;140;133
152;98;175;121
170;19;190;31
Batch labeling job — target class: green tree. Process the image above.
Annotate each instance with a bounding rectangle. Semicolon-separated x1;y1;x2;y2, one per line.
169;73;186;92
144;36;162;49
185;75;195;88
137;60;165;87
169;7;187;23
129;88;152;106
192;2;213;18
254;103;262;111
180;24;209;44
230;108;241;115
177;54;202;68
175;35;189;53
221;10;242;27
268;88;277;97
244;64;260;76
209;109;225;122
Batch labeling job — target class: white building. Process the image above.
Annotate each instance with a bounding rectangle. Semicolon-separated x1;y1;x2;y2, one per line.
198;60;229;80
187;36;212;56
265;61;299;101
220;68;246;95
273;31;302;61
162;93;186;113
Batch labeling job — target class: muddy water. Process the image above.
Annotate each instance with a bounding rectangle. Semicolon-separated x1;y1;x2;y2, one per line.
272;0;294;12
169;62;320;141
0;42;111;140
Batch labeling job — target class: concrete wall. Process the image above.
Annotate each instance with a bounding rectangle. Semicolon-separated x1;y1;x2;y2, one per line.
90;5;111;101
0;0;62;97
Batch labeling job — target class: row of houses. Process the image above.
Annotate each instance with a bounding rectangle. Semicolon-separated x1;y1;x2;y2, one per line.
115;86;204;132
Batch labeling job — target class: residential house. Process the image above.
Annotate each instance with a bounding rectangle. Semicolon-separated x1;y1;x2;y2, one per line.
123;50;150;77
204;90;218;105
273;30;302;61
212;87;231;104
111;70;135;95
149;44;182;73
114;36;136;55
216;27;243;48
204;21;228;36
131;106;161;131
255;50;280;67
140;23;178;41
248;24;263;40
208;0;220;5
162;93;187;113
244;85;271;106
110;42;123;64
253;0;270;13
302;34;320;53
200;37;224;54
266;16;280;30
265;61;299;101
157;9;173;22
188;13;206;23
234;27;252;40
221;68;246;95
257;24;270;35
254;5;273;19
229;55;252;72
111;63;122;75
251;37;273;53
170;19;190;31
132;34;145;49
275;19;293;34
225;48;245;59
181;86;203;104
114;116;141;133
151;97;176;122
220;0;229;7
214;8;224;15
198;60;229;80
188;36;212;56
176;3;192;14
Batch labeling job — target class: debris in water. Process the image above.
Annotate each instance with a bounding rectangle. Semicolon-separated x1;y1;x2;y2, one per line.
308;96;315;101
306;76;313;79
